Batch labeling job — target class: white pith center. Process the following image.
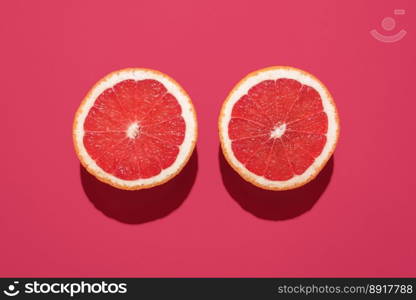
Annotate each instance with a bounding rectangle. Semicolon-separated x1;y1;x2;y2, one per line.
126;122;140;139
270;123;286;139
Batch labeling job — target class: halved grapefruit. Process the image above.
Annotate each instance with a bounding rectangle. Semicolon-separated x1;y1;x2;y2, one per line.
73;68;197;190
219;66;339;190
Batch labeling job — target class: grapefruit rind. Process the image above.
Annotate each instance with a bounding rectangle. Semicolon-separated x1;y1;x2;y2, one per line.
73;68;197;190
218;66;340;191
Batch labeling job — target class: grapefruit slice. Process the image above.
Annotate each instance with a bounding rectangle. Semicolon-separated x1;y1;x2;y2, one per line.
73;68;197;190
219;66;339;190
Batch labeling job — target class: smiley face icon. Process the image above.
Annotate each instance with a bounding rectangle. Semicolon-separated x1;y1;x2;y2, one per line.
370;9;407;43
3;281;20;297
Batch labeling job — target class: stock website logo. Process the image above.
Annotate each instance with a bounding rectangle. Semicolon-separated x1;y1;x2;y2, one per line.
2;280;127;297
3;281;20;297
370;9;407;43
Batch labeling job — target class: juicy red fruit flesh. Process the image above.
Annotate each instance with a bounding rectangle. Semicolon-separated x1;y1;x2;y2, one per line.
83;79;185;180
229;79;328;181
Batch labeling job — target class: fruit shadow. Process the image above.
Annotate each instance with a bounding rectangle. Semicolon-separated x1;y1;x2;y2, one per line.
219;147;334;221
80;149;198;224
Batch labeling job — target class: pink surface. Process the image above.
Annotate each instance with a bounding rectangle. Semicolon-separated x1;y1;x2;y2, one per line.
1;0;415;277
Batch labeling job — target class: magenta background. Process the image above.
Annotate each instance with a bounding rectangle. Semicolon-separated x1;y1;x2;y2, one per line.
1;0;415;277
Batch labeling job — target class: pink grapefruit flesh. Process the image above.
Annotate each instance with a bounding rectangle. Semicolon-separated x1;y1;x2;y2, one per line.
230;79;327;180
73;68;197;190
219;66;339;190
